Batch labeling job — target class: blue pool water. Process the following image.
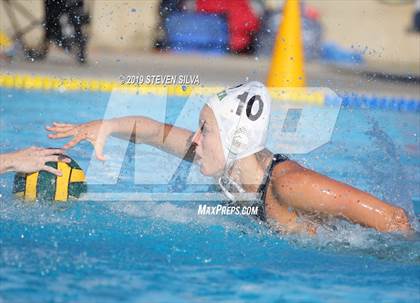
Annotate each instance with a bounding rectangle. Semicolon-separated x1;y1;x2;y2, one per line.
0;88;419;302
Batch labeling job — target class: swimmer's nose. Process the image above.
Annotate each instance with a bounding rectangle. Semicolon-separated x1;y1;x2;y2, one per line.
192;130;202;145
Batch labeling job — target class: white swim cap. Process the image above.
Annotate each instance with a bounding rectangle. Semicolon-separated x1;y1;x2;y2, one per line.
206;81;271;166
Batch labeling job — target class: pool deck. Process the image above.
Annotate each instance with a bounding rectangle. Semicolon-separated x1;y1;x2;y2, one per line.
1;49;419;99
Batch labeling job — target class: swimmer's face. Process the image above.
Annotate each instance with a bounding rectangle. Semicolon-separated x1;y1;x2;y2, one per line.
192;105;226;176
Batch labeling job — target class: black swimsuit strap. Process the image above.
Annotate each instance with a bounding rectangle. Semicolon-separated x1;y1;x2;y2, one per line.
256;154;288;220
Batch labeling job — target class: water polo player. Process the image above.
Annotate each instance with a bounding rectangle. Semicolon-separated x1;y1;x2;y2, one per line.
47;81;412;234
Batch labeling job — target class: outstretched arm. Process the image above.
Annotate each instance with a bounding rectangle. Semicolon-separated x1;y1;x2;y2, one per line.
271;161;412;233
47;117;196;161
110;116;195;160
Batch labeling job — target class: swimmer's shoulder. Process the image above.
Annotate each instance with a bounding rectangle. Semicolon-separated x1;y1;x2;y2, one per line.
270;158;303;180
255;149;303;185
271;159;305;179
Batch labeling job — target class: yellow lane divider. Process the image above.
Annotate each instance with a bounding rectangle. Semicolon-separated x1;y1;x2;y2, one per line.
0;73;325;105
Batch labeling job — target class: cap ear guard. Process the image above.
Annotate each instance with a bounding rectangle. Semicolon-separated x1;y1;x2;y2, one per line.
228;128;249;156
218;174;245;203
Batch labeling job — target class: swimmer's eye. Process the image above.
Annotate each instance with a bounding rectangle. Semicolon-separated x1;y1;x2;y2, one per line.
199;122;207;135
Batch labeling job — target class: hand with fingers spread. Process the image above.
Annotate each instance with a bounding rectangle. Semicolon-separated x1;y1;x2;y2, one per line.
0;146;71;176
46;120;111;161
46;116;197;162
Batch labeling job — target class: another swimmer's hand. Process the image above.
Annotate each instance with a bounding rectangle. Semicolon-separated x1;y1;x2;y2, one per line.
46;121;112;161
0;147;70;176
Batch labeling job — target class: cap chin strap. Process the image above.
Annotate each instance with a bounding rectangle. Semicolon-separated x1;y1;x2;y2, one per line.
218;172;245;204
218;151;269;205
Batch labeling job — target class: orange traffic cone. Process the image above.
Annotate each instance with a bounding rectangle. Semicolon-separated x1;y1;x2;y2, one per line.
266;0;305;87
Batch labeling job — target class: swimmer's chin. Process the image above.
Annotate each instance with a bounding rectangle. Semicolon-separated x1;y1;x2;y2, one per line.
199;165;212;176
198;164;221;177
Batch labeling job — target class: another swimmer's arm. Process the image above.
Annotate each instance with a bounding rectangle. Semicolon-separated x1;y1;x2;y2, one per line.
0;152;24;173
0;147;69;176
271;161;412;233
